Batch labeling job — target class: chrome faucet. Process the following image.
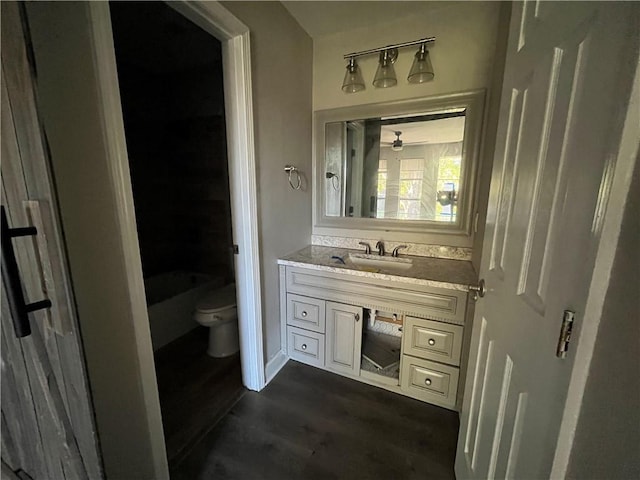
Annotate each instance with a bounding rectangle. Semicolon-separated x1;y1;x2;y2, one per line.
358;241;372;254
375;241;385;256
392;245;408;257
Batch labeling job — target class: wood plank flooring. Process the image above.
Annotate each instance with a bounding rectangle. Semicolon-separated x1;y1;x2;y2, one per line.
171;360;459;479
154;327;244;466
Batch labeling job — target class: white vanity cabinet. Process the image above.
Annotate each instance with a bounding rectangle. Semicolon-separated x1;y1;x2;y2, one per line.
279;260;473;411
285;294;363;375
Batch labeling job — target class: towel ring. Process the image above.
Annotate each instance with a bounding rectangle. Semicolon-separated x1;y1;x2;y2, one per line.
284;165;301;190
326;171;340;191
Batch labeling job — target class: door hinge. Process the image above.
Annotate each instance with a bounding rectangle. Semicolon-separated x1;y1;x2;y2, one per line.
556;310;575;359
233;244;239;255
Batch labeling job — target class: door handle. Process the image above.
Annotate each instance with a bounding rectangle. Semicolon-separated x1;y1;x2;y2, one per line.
469;279;486;301
1;206;52;338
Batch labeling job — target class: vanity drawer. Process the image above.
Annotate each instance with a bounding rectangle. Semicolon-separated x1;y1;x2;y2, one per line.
287;294;326;333
287;326;325;368
400;356;459;409
403;316;463;366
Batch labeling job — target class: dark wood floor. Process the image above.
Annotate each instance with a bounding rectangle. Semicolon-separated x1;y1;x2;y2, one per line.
171;360;459;479
154;327;244;466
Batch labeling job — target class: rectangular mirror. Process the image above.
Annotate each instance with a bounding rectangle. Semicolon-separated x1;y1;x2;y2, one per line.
314;90;484;244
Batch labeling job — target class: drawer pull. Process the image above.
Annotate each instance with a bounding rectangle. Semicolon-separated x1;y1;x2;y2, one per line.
425;378;432;386
301;311;308;317
428;338;436;346
301;343;307;350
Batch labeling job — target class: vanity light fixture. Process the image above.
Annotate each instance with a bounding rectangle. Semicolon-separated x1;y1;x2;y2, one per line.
342;37;435;93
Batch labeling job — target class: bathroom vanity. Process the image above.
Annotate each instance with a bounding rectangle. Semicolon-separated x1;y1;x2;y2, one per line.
278;245;477;410
285;90;485;410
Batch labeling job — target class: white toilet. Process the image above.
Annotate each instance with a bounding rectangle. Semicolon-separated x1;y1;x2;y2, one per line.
193;283;239;357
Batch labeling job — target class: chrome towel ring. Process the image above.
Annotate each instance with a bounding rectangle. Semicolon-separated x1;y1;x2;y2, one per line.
326;171;340;191
284;165;302;190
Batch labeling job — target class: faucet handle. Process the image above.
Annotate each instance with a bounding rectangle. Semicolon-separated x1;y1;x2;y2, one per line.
392;245;408;257
358;241;372;254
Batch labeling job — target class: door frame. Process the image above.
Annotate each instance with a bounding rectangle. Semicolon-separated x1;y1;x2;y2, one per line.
86;0;264;475
165;0;266;391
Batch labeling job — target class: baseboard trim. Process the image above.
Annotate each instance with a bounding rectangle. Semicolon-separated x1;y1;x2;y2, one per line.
265;350;288;384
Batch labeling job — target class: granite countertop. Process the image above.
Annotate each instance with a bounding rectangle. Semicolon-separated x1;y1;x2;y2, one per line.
278;245;478;292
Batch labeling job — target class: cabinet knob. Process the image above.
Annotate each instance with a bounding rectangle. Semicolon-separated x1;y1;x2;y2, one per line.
425;378;432;386
428;338;436;346
355;313;360;322
301;344;307;350
301;311;307;317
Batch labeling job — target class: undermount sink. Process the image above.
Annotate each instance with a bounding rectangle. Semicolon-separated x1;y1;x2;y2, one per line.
348;253;413;271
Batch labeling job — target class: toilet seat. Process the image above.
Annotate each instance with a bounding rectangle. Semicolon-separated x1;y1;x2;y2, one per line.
196;283;236;314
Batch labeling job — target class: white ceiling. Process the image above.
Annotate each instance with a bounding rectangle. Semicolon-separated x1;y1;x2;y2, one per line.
281;1;459;38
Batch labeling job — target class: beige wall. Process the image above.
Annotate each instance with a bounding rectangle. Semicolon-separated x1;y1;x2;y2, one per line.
221;1;313;362
313;2;500;111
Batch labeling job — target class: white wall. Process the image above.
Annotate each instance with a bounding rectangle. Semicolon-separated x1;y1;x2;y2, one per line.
313;2;500;111
221;1;313;363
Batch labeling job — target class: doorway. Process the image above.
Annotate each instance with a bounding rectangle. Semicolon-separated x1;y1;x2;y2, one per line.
109;1;244;465
23;1;262;476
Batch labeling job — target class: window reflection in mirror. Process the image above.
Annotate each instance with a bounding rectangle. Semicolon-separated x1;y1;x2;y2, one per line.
325;109;466;222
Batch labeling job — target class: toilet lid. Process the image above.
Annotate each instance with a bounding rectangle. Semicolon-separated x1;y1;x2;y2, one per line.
196;283;237;314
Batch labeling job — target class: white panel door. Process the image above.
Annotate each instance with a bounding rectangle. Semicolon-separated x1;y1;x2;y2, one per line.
325;301;363;375
456;2;638;479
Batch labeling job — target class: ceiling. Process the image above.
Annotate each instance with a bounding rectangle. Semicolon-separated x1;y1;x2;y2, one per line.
282;1;459;38
380;116;465;146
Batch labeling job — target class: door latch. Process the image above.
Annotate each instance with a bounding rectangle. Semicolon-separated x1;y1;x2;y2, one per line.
556;310;575;359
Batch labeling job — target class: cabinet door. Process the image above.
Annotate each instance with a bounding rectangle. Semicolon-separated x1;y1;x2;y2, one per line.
325;301;363;375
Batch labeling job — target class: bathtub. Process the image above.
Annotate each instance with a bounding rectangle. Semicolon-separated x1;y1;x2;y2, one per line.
145;271;224;351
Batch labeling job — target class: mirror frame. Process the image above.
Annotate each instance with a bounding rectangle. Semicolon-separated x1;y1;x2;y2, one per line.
313;89;485;246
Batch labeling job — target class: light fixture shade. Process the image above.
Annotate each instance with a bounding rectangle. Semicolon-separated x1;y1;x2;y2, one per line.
342;58;365;93
408;44;434;83
373;50;397;88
